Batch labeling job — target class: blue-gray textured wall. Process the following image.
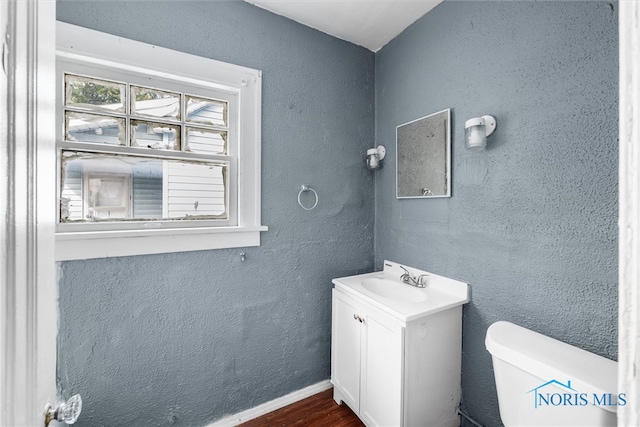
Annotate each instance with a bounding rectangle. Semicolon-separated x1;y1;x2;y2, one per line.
56;1;375;426
57;1;619;426
374;2;618;426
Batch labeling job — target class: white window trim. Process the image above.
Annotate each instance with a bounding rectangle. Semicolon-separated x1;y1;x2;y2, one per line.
55;22;266;261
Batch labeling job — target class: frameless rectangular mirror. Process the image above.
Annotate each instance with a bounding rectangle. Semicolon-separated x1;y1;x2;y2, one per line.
396;108;451;198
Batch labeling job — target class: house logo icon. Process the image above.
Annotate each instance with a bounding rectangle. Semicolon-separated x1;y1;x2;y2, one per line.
527;380;579;409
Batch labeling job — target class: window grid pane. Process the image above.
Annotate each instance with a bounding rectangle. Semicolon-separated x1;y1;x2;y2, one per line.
65;74;126;113
65;112;126;146
185;128;227;155
185;95;228;128
131;120;181;151
60;150;228;223
131;86;181;120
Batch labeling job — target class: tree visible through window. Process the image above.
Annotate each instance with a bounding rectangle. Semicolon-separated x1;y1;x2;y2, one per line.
69;80;122;105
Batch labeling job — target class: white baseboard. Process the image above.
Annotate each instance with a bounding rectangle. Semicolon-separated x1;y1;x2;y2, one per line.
207;380;333;427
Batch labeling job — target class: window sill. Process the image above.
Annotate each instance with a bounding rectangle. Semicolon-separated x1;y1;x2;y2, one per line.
55;225;268;261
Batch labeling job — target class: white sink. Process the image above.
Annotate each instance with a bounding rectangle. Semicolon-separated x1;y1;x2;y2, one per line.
361;277;428;303
332;260;469;322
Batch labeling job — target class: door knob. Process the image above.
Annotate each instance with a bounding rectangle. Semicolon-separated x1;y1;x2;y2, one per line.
44;394;82;426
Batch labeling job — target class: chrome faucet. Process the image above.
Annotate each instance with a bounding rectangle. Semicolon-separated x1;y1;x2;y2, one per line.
399;265;429;288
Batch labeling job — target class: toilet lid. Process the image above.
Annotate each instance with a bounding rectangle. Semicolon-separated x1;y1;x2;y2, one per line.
485;321;618;413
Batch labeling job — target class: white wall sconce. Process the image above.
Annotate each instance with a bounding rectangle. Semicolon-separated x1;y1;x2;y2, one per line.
464;115;496;151
366;145;386;170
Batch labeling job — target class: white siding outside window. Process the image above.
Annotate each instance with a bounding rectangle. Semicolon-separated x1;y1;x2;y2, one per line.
163;161;226;219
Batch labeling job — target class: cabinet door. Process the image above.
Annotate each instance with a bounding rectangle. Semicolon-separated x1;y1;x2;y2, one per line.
331;291;362;412
360;311;404;427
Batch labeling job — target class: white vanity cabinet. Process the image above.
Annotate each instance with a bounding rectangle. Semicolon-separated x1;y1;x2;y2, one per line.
331;261;468;427
332;289;404;426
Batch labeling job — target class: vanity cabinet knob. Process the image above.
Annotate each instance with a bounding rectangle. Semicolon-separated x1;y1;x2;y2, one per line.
353;314;365;323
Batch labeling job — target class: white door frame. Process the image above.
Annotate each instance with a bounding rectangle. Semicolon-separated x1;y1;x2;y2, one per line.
619;2;640;425
0;0;57;426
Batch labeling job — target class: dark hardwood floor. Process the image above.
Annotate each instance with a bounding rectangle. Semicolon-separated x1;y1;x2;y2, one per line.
239;388;364;427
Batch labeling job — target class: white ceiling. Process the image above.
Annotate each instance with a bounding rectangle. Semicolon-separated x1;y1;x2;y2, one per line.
244;0;443;52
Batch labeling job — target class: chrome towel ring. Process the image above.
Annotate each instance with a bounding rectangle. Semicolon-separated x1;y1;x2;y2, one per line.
297;185;318;211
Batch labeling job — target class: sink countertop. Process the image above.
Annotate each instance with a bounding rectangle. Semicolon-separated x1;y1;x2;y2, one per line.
332;261;469;322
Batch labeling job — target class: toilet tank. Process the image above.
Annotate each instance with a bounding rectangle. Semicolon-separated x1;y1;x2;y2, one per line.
485;321;619;427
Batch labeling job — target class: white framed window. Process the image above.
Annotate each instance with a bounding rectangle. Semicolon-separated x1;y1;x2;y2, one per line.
55;22;266;261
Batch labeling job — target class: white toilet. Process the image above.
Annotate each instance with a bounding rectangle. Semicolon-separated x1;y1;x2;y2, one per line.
485;321;619;426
